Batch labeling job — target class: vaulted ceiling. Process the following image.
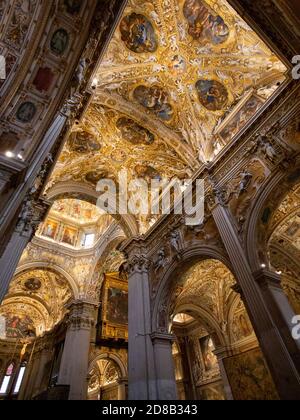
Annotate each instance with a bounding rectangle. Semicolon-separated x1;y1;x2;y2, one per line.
48;0;287;212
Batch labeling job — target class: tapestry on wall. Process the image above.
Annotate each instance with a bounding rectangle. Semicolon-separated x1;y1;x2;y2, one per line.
223;347;279;400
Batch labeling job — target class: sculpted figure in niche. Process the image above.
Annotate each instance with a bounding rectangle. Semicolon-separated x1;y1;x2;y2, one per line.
183;0;229;45
257;134;277;162
120;13;157;53
238;170;253;194
154;249;166;273
170;231;181;254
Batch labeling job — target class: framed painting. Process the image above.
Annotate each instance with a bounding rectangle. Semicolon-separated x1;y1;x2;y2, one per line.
61;226;77;246
100;272;128;341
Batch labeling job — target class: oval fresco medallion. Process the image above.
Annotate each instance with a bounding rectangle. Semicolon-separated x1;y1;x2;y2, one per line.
135;164;161;182
16;102;37;123
183;0;229;45
69;131;101;154
120;13;157;53
24;278;42;292
50;29;69;55
133;85;173;121
117;117;155;146
195;79;228;111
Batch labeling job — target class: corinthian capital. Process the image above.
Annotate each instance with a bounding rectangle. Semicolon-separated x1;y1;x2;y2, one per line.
125;255;152;275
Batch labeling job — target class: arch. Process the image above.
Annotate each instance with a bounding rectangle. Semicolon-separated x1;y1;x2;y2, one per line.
14;262;79;300
245;162;300;270
46;181;139;237
88;352;127;379
152;244;233;333
173;303;227;348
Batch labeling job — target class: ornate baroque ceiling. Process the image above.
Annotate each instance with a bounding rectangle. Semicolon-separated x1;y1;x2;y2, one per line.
48;0;287;199
0;269;73;338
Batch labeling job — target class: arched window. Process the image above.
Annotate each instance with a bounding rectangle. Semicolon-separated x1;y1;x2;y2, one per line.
0;363;14;395
13;362;27;395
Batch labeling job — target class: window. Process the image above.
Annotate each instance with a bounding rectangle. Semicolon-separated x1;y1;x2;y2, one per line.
13;364;26;394
83;233;95;248
0;363;14;395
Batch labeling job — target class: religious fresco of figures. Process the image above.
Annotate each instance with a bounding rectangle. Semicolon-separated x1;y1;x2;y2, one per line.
133;85;173;121
16;101;37;123
68;131;101;153
100;273;128;341
120;13;157;53
61;226;77;246
183;0;229;45
135;164;161;183
33;67;55;93
224;348;279;400
24;278;42;292
217;94;264;143
116;117;155;145
42;220;58;240
231;307;253;343
107;288;128;325
50;28;69;55
200;336;219;372
63;0;83;15
196;79;228;111
2;314;36;339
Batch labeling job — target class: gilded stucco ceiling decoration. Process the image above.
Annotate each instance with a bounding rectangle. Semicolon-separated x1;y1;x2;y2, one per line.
94;0;287;162
177;259;236;321
46;0;287;236
268;185;300;250
0;269;73;338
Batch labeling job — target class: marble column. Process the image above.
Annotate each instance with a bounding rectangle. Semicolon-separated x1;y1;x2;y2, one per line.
253;269;300;352
0;224;32;303
127;255;157;400
57;301;96;400
211;201;300;400
151;333;178;400
214;348;234;401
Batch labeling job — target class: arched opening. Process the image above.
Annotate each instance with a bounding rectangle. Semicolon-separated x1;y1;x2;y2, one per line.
267;184;300;314
156;258;279;400
87;355;127;401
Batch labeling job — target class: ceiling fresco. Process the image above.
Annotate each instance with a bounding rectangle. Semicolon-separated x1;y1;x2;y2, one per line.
50;199;112;226
93;0;287;162
47;0;287;202
0;269;73;338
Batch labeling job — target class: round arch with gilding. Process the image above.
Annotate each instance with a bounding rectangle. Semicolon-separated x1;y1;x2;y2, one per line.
151;244;234;334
